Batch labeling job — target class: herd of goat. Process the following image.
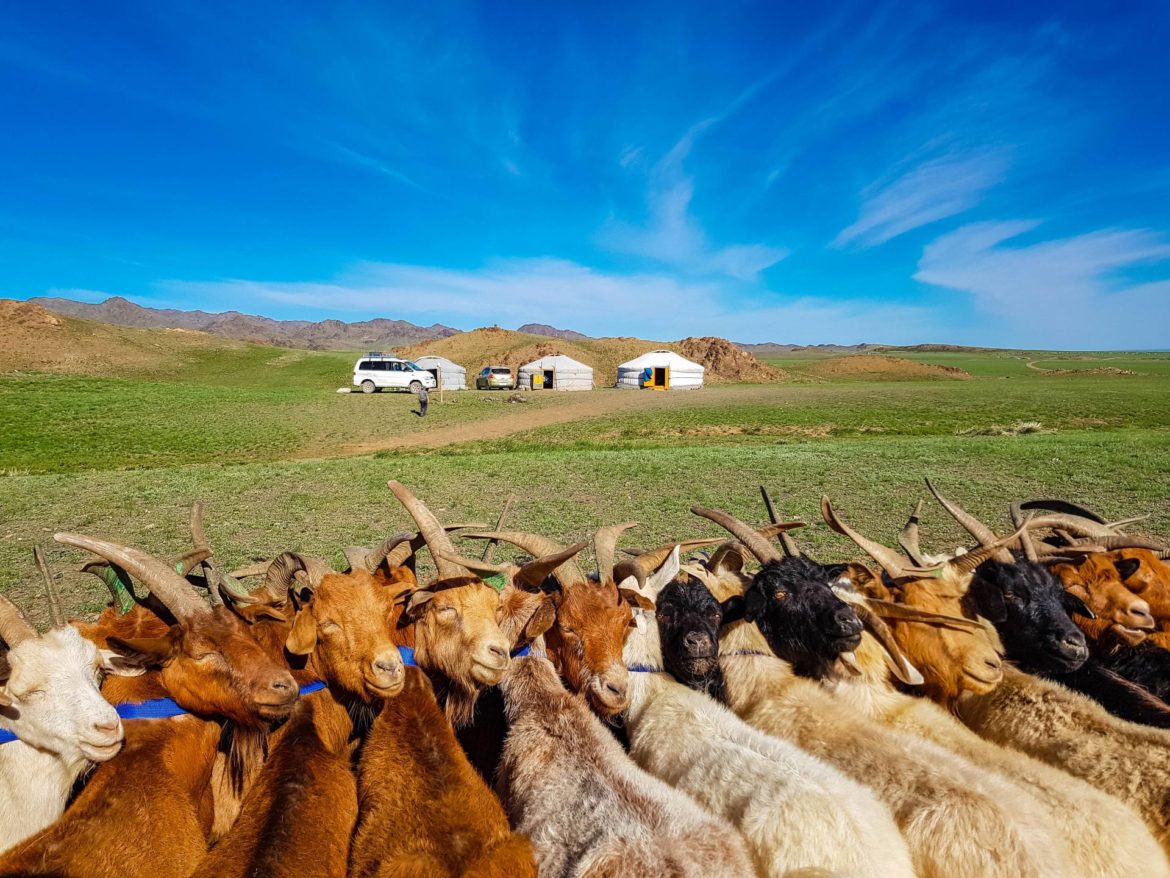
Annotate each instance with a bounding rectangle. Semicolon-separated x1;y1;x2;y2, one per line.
1;479;1170;877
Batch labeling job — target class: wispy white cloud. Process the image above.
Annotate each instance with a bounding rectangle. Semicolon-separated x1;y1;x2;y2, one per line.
600;76;788;282
322;140;423;190
834;149;1010;248
160;258;937;345
916;221;1170;348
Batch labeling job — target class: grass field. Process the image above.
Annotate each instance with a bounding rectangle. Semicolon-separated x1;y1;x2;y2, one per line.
2;343;1168;626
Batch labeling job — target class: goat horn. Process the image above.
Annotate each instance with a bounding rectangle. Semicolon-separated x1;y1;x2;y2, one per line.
382;523;485;572
1103;514;1151;531
1011;514;1115;539
1016;498;1108;524
593;522;639;585
430;550;510;581
863;598;987;633
760;487;801;558
264;553;335;596
54;533;210;619
514;540;591;589
1067;535;1169;552
949;519;1033;574
461;531;590;587
615;539;724;587
189;500;209;553
361;532;416;574
898;501;927;567
34;546;66;629
691;506;781;564
821;497;935;581
386;482;466;580
1008;504;1040;563
0;591;37;648
230;561;271;579
849;597;924;686
927;480;1013;563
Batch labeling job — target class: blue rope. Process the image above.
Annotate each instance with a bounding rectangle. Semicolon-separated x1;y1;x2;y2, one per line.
0;645;534;745
628;665;661;673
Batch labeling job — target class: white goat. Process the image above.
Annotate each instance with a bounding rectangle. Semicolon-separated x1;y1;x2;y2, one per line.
619;548;915;878
0;555;138;852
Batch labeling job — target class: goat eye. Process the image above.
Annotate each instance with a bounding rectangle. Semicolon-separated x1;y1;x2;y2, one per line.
319;620;340;633
23;690;47;703
194;652;220;663
436;606;458;621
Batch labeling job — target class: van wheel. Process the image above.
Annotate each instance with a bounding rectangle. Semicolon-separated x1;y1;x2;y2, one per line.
409;381;422;394
361;380;376;394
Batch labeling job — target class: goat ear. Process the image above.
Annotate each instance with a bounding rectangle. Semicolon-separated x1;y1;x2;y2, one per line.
1114;558;1142;582
1061;590;1096;620
968;578;1006;627
521;598;558;644
105;634;175;666
404;590;436;621
285;611;317;656
0;687;11;708
97;648;148;677
720;595;746;625
743;588;767;623
617;575;656;610
235;604;288;625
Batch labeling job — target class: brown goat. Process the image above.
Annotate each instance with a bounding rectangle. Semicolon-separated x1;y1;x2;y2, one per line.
348;666;536;878
0;534;301;874
188;696;358;878
1053;555;1156;647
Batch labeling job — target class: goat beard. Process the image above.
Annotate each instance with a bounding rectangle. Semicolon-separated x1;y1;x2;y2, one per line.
667;655;727;703
430;671;482;728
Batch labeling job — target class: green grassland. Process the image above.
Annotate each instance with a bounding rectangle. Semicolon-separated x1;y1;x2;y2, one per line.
2;343;1168;627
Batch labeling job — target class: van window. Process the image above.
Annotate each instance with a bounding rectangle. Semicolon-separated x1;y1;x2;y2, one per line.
359;360;386;371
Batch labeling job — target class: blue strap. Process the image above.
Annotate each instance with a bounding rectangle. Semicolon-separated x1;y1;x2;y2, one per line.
0;729;16;744
511;645;530;658
628;665;661;673
398;645;417;667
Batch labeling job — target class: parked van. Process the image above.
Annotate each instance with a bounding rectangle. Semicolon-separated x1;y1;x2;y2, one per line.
352;354;437;394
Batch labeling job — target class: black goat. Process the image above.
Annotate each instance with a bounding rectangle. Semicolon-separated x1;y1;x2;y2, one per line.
1098;640;1170;703
971;560;1170;727
745;557;863;680
655;579;742;700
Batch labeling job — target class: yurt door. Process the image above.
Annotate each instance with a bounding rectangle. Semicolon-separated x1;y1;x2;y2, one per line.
652;367;668;389
544;369;555;389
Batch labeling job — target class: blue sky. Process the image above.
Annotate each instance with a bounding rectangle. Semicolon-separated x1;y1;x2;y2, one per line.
3;1;1169;348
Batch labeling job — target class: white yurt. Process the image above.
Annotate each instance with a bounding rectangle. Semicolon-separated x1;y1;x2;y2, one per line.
616;350;704;390
518;354;593;391
414;355;467;390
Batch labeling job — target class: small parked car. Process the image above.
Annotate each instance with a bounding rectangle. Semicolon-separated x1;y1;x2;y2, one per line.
352;355;437;394
476;366;515;390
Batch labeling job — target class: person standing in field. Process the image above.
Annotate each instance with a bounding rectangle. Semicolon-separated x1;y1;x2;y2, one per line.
417;384;428;417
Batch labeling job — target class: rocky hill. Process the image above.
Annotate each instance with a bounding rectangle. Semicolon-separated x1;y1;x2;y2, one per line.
30;296;457;351
516;323;587;340
0;299;244;375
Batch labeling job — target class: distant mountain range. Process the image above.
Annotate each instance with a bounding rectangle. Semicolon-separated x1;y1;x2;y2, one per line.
30;296;458;351
735;342;875;354
516;323;588;340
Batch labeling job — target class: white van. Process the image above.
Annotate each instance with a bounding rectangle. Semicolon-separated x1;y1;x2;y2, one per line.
352;354;437;394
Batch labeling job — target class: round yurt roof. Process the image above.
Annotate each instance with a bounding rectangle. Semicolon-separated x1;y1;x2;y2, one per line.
617;350;704;372
414;355;465;372
519;354;592;373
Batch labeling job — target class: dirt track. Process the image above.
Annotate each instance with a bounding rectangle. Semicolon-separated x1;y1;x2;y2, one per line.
338;388;736;454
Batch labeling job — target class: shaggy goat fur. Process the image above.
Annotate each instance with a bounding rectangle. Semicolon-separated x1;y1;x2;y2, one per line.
495;655;754;878
625;595;915;878
717;618;1073;878
348;667;536;878
189;696;358;878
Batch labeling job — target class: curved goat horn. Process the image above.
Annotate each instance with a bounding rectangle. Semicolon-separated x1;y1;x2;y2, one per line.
54;533;210;620
361;532;415;574
462;531;590;587
1067;535;1169;552
1016;514;1118;540
822;497;938;581
1008;504;1039;563
387;482;465;580
898;501;927;567
926;480;1005;552
264;552;335;596
33;546;66;629
593;522;639;585
0;592;37;648
616;539;724;587
382;523;486;572
513;540;591;589
1016;498;1108;524
691;506;781;564
948;520;1033;574
760;487;801;558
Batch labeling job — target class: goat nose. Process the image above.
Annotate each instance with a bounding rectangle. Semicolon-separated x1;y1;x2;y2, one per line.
1060;632;1088;656
604;679;627;700
269;673;296;694
487;644;507;662
373;656;400;675
984;656;1002;672
834;607;862;633
93;718;120;734
683;631;712;653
